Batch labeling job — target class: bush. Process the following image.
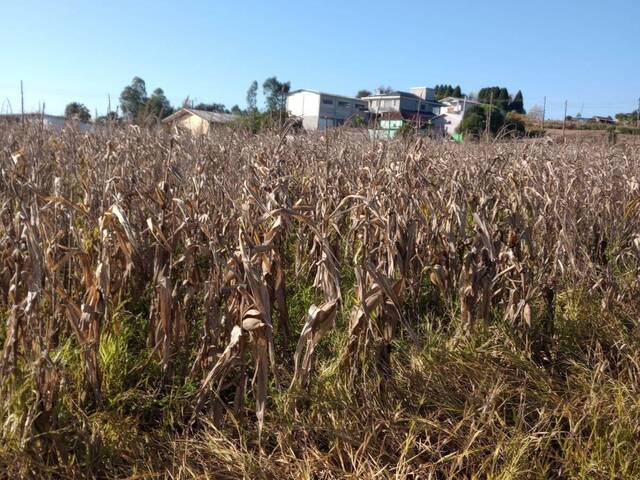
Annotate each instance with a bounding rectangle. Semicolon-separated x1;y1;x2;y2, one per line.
458;105;505;137
616;126;640;135
502;112;527;137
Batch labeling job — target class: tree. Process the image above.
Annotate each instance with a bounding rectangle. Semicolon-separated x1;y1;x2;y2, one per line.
508;90;526;114
356;89;372;98
377;86;394;94
486;107;505;134
119;76;148;122
246;80;258;112
497;88;510;111
457;104;505;137
139;88;173;121
504;111;526;136
262;76;291;114
458;108;484;136
478;87;501;107
194;102;228;113
527;105;544;123
96;111;119;124
477;86;525;113
230;105;243;114
435;84;457;100
615;109;638;125
64;102;91;122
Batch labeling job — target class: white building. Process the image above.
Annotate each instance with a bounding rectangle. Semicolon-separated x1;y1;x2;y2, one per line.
0;113;91;132
286;89;368;130
435;97;481;135
364;87;441;118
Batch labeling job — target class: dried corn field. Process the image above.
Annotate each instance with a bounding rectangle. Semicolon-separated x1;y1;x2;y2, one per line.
2;124;640;478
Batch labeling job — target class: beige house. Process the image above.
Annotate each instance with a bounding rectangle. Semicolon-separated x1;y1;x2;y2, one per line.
162;108;237;135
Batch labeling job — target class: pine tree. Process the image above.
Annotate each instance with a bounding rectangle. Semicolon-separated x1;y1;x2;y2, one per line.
508;90;526;114
497;88;510;111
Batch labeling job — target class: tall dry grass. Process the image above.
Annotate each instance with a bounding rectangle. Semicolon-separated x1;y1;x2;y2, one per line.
1;124;640;478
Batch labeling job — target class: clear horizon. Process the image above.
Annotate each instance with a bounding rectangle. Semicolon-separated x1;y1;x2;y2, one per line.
1;0;638;120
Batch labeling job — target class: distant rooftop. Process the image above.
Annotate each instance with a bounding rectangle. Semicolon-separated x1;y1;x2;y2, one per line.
288;89;365;102
163;108;237;124
439;96;480;104
363;91;442;104
364;90;419;99
0;112;66;120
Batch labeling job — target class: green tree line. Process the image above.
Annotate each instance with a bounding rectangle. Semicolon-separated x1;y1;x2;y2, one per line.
458;87;526;137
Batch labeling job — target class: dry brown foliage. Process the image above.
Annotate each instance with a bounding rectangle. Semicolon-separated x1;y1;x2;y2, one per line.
1;124;640;478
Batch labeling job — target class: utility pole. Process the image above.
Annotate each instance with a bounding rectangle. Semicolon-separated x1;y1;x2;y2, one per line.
562;100;568;138
485;92;493;140
20;80;24;124
637;97;639;129
542;96;546;129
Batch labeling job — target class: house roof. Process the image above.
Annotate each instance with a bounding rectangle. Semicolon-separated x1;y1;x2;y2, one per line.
363;91;442;106
378;111;437;121
162;108;237;124
288;89;365;103
364;90;419;100
439;96;480;105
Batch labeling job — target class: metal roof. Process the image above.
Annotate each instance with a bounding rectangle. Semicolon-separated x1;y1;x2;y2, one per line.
363;91;442;106
288;89;365;103
363;91;419;99
439;96;480;104
163;108;237;124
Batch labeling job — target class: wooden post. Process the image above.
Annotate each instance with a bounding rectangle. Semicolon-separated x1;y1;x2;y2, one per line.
562;100;568;138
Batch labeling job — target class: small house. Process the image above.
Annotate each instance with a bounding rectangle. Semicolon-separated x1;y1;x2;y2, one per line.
592;115;616;125
162;108;237;135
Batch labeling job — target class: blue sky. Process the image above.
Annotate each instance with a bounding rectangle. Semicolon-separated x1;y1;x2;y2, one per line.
1;0;638;119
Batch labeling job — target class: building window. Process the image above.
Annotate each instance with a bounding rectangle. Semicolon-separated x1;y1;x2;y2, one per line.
322;99;334;106
338;101;351;108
